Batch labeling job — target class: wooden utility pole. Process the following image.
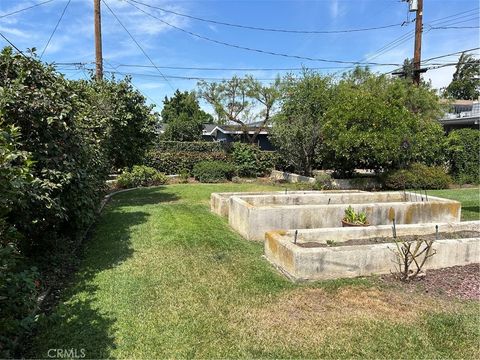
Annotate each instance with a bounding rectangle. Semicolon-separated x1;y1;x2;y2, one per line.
94;0;103;81
413;0;423;85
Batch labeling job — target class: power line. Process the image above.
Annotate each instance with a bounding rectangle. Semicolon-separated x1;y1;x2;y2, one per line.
102;0;175;91
0;0;55;20
426;7;479;24
126;0;401;66
0;32;28;58
422;47;480;63
128;0;411;34
40;0;72;59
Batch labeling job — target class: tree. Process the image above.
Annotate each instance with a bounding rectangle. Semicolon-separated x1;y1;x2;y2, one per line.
161;90;212;141
444;52;480;100
197;76;280;143
73;76;158;169
270;72;335;176
322;69;445;175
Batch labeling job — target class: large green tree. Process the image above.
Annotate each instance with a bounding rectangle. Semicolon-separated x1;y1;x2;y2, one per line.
322;69;445;175
444;52;480;100
160;90;212;141
270;72;335;176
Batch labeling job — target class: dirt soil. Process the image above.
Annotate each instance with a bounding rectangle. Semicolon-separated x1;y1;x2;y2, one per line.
381;263;480;300
297;230;480;248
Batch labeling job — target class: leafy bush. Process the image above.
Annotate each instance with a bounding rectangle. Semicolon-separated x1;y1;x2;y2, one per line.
156;141;223;153
0;124;37;357
145;150;228;174
192;161;235;183
384;163;452;190
0;244;39;358
447;129;479;184
231;143;278;177
322;70;445;174
314;172;336;190
117;166;168;188
0;48;108;253
72;77;158;170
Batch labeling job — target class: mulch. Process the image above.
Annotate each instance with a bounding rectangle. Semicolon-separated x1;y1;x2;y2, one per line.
381;263;480;301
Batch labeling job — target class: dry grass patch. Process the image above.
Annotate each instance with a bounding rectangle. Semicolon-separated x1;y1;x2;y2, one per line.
232;285;461;352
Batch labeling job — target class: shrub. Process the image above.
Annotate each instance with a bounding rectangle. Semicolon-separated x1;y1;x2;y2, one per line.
155;141;224;153
192;161;235;183
117;166;168;188
447;129;480;184
0;48;108;253
313;172;336;190
145;150;228;174
231;143;278;177
0;244;39;358
384;163;452;190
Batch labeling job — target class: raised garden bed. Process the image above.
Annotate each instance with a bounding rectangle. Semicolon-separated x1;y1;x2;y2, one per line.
265;221;480;281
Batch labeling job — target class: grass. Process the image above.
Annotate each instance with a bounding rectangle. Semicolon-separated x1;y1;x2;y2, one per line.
429;188;480;221
29;184;479;358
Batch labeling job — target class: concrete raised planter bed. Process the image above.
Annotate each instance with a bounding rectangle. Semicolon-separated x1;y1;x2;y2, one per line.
211;190;364;218
228;192;461;241
264;221;480;281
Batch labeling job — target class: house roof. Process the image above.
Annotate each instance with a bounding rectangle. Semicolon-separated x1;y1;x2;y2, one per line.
202;123;270;136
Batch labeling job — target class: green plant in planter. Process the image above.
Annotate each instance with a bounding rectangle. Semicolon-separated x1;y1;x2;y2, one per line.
342;206;369;225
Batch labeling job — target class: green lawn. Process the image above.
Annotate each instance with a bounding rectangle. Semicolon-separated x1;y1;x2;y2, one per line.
29;184;479;358
429;188;480;221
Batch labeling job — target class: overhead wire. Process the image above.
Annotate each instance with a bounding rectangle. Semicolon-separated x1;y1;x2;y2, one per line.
127;0;411;34
0;32;29;58
0;0;55;20
125;0;401;66
40;0;72;59
101;0;176;91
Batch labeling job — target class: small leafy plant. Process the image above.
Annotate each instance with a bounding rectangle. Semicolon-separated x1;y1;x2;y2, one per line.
343;206;369;225
326;239;337;246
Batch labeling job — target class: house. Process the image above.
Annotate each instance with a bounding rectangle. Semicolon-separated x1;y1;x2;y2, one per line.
438;99;480;132
201;122;274;150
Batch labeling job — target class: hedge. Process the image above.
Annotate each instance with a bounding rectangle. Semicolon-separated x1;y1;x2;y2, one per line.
117;165;168;188
145;150;229;174
155;141;224;153
447;129;479;184
384;163;452;190
192;161;236;183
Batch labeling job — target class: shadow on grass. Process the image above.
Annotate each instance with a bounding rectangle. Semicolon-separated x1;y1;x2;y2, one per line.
111;186;180;206
461;205;480;219
29;208;151;358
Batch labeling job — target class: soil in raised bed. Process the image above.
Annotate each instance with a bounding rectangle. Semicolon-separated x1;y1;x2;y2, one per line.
297;230;480;248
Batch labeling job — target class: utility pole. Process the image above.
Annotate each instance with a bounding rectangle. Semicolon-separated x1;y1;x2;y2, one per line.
94;0;103;81
412;0;423;85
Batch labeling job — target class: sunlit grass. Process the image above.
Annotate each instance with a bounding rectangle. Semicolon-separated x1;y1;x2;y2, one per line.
29;184;479;358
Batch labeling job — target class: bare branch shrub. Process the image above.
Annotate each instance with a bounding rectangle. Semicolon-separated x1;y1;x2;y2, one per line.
392;236;437;281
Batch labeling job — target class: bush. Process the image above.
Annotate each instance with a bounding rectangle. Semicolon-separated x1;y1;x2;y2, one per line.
117;166;168;188
145;150;228;174
0;244;39;358
231;143;278;177
313;172;336;190
384;163;452;190
156;141;223;153
447;129;479;184
192;161;235;183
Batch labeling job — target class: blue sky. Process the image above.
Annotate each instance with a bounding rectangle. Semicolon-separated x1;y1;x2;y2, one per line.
1;0;479;112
